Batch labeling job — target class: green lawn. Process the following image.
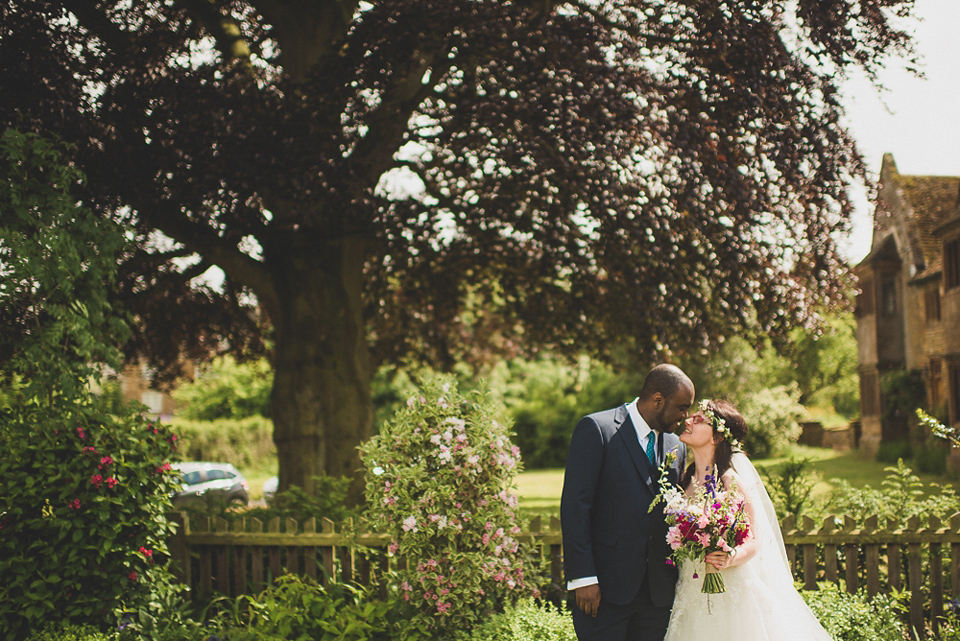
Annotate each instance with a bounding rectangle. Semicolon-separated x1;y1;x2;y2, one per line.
514;445;958;521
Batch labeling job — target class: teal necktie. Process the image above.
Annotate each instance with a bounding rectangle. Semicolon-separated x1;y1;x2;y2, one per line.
645;433;657;466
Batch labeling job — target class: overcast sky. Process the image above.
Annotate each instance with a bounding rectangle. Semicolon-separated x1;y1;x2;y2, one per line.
837;0;960;263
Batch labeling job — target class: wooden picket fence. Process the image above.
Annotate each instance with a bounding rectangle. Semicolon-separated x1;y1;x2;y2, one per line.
167;511;960;637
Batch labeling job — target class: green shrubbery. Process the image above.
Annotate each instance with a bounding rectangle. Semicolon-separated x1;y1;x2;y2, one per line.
172;357;272;421
736;384;804;458
829;459;960;526
802;583;906;641
170;415;276;471
469;597;577;641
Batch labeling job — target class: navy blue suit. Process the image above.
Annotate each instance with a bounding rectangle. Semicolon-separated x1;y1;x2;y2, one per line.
560;405;685;640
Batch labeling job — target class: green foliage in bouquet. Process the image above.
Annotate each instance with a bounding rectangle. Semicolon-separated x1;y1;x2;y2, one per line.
0;397;183;639
360;375;539;638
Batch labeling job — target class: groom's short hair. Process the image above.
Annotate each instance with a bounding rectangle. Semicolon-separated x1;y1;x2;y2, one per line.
638;364;691;400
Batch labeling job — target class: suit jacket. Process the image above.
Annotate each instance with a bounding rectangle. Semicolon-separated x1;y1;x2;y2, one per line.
560;404;685;607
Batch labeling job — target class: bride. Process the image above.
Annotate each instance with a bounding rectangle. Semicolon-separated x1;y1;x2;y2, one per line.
664;399;833;641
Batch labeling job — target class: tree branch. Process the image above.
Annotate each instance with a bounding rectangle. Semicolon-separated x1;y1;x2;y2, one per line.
138;202;280;320
173;0;253;69
57;0;136;56
349;46;456;194
569;0;698;46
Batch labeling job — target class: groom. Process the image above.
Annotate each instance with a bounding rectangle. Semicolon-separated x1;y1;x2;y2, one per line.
560;363;694;641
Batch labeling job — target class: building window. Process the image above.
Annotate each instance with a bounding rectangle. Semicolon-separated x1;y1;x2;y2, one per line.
856;277;875;316
881;278;897;316
950;361;960;425
930;358;942;410
946;238;960;290
925;284;942;322
860;370;880;417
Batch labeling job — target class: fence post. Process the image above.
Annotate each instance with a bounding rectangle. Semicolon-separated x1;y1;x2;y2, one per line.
907;515;924;638
821;516;838;585
930;515;945;638
864;515;880;597
843;515;858;593
801;515;817;590
166;511;191;588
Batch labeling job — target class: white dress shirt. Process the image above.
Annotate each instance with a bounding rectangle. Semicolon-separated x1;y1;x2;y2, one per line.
567;399;655;591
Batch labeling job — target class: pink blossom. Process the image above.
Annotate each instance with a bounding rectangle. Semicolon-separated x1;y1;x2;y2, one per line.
402;516;418;532
388;542;399;555
68;499;81;510
90;474;103;488
105;477;118;489
437;602;451;614
128;571;138;581
99;456;114;468
76;427;85;439
401;580;412;591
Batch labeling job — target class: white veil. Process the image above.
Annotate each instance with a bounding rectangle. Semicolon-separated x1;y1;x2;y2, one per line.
730;451;833;639
730;451;793;587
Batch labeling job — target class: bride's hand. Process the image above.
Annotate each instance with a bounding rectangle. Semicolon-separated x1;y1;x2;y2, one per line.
705;549;736;570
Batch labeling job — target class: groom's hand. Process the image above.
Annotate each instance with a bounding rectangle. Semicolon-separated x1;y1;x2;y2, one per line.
575;584;601;617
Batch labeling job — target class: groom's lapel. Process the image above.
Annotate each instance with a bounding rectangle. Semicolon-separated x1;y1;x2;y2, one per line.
661;432;684;485
615;407;657;495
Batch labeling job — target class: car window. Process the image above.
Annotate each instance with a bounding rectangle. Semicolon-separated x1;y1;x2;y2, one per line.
206;469;227;480
183;471;204;485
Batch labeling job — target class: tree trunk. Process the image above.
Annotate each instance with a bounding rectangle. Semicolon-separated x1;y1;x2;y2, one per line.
267;235;372;505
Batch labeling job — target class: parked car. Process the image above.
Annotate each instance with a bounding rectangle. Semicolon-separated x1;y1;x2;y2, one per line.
262;476;278;503
172;462;249;507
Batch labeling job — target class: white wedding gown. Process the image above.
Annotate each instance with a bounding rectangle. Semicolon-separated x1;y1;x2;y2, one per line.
664;453;833;641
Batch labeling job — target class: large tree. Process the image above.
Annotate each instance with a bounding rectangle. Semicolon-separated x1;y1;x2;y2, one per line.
0;0;916;499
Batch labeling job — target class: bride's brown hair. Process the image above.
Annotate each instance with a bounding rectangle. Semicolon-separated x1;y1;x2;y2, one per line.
680;399;749;488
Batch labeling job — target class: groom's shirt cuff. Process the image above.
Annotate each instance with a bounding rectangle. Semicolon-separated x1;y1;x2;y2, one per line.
567;576;598;590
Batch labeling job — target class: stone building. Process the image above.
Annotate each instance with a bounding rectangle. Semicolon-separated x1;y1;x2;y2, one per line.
854;154;960;456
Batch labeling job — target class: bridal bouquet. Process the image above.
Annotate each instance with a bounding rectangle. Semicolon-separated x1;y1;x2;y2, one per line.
652;456;751;594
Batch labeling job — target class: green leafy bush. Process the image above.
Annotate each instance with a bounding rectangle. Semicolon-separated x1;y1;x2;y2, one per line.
216;574;397;641
0;397;182;639
467;597;577;641
801;582;906;641
762;457;823;520
360;376;539;638
736;384;804;458
170;415;276;471
496;356;642;469
172;357;272;420
829;459;960;526
23;623;112;641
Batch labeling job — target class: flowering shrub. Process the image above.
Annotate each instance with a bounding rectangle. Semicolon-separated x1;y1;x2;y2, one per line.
360;376;537;638
0;396;182;639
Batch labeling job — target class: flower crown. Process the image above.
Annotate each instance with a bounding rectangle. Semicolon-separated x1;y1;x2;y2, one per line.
699;400;741;451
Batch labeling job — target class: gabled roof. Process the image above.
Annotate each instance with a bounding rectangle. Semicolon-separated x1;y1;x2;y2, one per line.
899;174;959;280
862;154;960;280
